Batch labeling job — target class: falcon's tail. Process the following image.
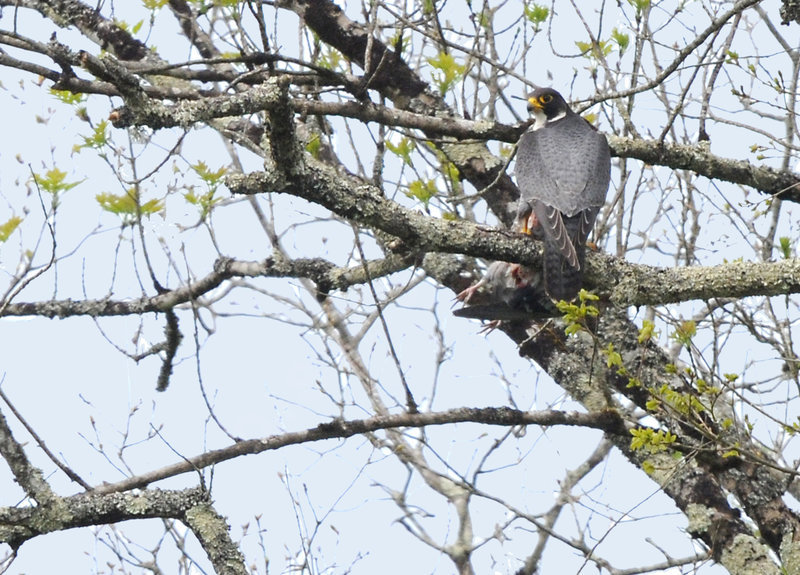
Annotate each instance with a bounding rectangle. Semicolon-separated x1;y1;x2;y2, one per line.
543;240;584;301
543;217;586;301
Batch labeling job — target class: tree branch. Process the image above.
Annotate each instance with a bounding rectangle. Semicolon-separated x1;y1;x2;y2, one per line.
0;406;55;505
90;407;627;495
182;501;248;575
107;85;800;203
480;300;797;571
0;486;208;548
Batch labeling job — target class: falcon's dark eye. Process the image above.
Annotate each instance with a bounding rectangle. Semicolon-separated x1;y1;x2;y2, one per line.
541;94;553;104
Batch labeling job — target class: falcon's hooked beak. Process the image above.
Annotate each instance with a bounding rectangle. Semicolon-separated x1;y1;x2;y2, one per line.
527;96;544;111
527;94;550;130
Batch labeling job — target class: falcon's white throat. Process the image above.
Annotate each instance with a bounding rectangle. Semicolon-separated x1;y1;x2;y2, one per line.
530;107;567;130
530;108;548;131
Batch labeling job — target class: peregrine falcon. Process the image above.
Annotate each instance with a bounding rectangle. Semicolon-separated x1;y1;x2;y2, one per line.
515;88;611;301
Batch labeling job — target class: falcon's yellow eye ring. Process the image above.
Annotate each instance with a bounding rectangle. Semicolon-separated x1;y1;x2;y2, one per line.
540;94;553;104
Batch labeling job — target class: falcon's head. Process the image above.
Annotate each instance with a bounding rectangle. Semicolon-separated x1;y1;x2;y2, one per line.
527;88;571;128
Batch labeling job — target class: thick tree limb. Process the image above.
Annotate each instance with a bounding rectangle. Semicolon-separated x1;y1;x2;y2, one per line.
4;226;800;320
1;0;150;61
0;486;208;546
0;407;55;505
594;251;800;306
610;135;800;202
230;163;800;305
487;306;796;571
275;0;429;105
183;501;248;575
108;86;800;203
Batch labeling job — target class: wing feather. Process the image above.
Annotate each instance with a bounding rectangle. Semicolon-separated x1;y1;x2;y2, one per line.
533;201;578;268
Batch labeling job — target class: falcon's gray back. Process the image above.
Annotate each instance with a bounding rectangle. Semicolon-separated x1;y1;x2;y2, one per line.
515;114;610;218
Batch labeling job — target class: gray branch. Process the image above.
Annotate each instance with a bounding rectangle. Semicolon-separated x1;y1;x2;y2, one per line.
0;484;248;575
489;306;792;573
90;407;627;495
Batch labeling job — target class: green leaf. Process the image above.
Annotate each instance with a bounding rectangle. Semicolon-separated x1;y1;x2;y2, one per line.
305;136;322;159
406;179;438;206
556;292;599;335
696;379;720;395
645;398;660;411
638;319;656;343
426;52;466;95
113;19;132;32
76;120;110;151
318;46;343;71
630;428;676;453
0;216;23;242
191;161;227;186
779;236;792;259
670;320;696;348
49;89;86;105
96;189;164;223
611;28;629;53
184;189;222;220
33;168;83;201
386;137;416;166
654;384;706;416
626;377;642;388
142;0;168;8
627;0;650;15
524;3;549;31
444;161;460;187
576;39;613;59
603;343;623;369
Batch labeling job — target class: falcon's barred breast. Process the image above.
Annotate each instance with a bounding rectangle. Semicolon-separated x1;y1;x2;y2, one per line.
514;88;611;301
